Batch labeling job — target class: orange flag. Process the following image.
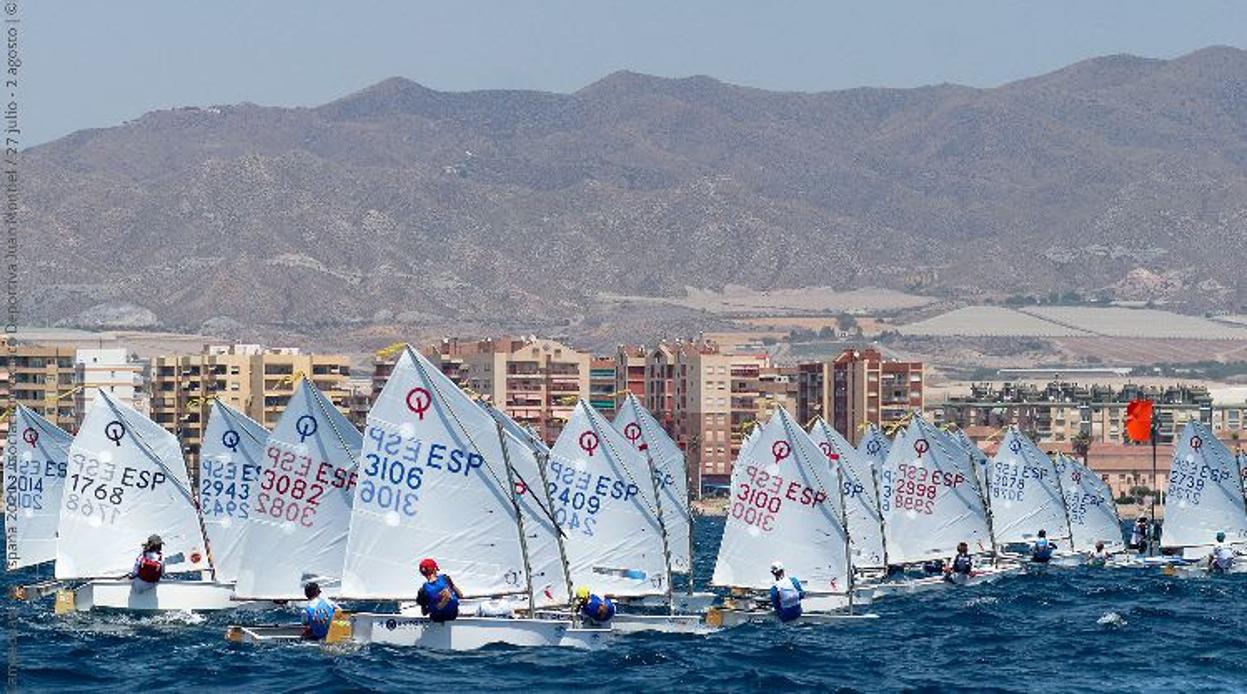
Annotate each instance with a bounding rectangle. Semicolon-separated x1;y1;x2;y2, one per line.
1125;399;1154;443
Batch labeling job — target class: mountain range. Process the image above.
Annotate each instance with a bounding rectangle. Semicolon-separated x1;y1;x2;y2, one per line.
25;45;1247;345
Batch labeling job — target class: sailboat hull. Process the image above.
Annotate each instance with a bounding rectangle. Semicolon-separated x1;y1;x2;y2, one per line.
69;579;238;612
534;610;718;634
707;608;879;628
870;565;1019;597
351;614;612;650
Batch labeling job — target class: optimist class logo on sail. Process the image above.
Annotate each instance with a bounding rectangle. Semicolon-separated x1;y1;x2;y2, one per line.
731;437;829;533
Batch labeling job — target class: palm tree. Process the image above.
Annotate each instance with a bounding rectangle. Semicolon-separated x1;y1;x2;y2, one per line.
1071;430;1092;465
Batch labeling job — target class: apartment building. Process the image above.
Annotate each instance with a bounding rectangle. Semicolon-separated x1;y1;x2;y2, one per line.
613;345;647;411
796;348;924;445
420;337;592;443
73;348;147;427
935;381;1214;444
1;342;77;434
589;356;618;419
639;341;775;487
149;344;352;478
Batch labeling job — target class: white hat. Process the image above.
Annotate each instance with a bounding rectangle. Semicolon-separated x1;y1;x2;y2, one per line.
770;560;784;574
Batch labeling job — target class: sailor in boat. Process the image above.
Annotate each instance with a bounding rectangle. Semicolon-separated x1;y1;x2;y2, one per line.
574;586;616;626
1030;530;1055;563
416;558;463;623
768;561;804;623
1207;532;1235;574
1129;517;1149;555
301;582;338;641
127;534;165;594
944;542;973;584
1088;541;1110;567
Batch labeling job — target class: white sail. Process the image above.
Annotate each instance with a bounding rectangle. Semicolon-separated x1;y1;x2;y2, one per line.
948;428;992;502
56;392;209;580
340;348;529;599
857;424;892;467
4;405;71;570
613;394;692;573
198;401;268;584
712;408;849;592
1053;454;1124;553
233;380;360;599
1162;422;1247;549
484;405;571;606
808;418;886;569
881;416;991;564
987;428;1070;545
548;399;668;597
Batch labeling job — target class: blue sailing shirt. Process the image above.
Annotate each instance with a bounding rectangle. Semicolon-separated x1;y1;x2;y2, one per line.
417;574;460;622
302;596;337;640
770;576;804;623
1032;538;1054;563
580;594;616;625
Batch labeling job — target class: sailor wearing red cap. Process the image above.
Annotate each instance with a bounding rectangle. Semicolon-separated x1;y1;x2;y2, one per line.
416;558;463;623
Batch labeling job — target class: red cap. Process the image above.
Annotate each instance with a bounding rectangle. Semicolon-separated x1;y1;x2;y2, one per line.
418;558;438;574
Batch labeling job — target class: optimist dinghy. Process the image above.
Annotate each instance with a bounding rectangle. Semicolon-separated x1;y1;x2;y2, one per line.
5;405;71;601
871;416;1015;597
709;408;876;626
1160;423;1247;577
233;346;607;649
54;392;233;612
988;428;1080;566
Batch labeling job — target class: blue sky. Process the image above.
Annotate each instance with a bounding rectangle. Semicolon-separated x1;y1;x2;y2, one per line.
24;0;1247;146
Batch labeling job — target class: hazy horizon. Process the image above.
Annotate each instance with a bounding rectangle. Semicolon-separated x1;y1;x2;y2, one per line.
25;1;1247;146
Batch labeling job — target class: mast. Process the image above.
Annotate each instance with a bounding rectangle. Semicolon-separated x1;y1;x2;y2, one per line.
835;462;853;614
966;445;998;567
870;464;889;567
496;419;536;616
1053;454;1077;552
533;447;575;611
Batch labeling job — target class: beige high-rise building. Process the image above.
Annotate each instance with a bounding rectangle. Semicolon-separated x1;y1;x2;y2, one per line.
631;339;777;489
1;341;78;435
797;348;924;445
466;338;590;443
149;344;352;478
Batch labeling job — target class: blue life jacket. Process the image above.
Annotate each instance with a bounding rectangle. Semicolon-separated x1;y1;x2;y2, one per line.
770;576;804;623
420;574;460;622
580;594;616;624
1032;538;1054;562
952;553;973;575
302;597;336;640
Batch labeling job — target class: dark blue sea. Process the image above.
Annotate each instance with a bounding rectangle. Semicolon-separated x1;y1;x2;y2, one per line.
3;517;1246;693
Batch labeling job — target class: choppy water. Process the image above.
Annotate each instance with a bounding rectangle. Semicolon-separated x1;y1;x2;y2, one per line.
4;518;1247;692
